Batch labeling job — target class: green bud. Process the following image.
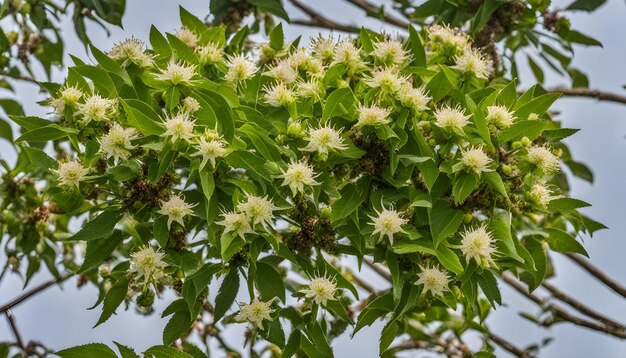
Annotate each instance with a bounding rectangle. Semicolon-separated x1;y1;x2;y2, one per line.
427;138;437;147
501;164;512;176
286;121;305;138
480;258;491;269
463;212;473;224
520;136;531;147
511;141;522;149
452;286;463;300
99;264;111;277
6;31;18;45
319;207;331;220
137;289;155;308
419;121;432;133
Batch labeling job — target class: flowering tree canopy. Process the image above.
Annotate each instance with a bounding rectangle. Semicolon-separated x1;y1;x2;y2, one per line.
2;1;623;357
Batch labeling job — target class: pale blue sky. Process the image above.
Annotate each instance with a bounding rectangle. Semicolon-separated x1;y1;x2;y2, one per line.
1;1;625;357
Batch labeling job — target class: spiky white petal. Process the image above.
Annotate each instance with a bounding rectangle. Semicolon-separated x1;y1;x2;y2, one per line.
453;47;492;79
297;78;324;102
53;160;89;187
108;38;154;67
529;182;554;208
363;67;408;95
225;55;258;83
263;83;296;107
164;113;195;142
311;34;336;61
265;61;298;84
157;195;197;229
197;43;224;65
434;105;470;130
129;246;167;283
301;125;348;155
427;25;469;55
50;86;83;113
75;94;117;122
398;84;430;112
372;39;409;65
332;40;365;72
191;137;227;169
237;194;278;228
156;61;196;84
176;27;198;49
369;206;408;242
235;298;275;329
217;210;254;239
461;147;493;174
356;105;391;127
527;145;560;173
486;105;516;129
99;123;138;162
303;276;337;306
460;225;496;264
279;160;319;195
416;265;450;297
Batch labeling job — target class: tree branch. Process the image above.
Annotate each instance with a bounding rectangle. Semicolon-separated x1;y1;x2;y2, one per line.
565;253;626;299
5;310;25;350
0;272;73;313
502;273;626;339
541;280;625;330
343;0;410;29
488;332;533;358
287;0;361;33
545;87;626;105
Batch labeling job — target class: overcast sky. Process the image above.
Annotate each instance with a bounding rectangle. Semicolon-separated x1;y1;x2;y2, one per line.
1;0;626;357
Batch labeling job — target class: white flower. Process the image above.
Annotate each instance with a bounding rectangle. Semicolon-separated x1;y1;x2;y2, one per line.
108;38;154;67
191;137;227;169
527;145;560;173
486;105;516;129
453;47;492;79
332;40;365;72
237;194;278;229
157;195;197;229
99;123;138;162
529;182;554;208
460;147;493;174
235;298;275;329
460;225;496;265
50;86;83;113
289;49;324;76
311;34;336;61
265;61;298;84
263;83;296;107
356;104;391;127
434;105;470;130
164;113;195;142
279;160;319;195
427;25;469;55
197;43;224;65
416;265;450;297
296;78;324;102
301;125;348;156
363;67;408;96
53;160;89;187
369;206;408;242
398;84;430;112
225;55;258;83
75;94;117;122
129;246;167;283
182;97;201;114
216;210;254;239
156;61;196;85
372;39;409;65
303;276;337;306
176;27;198;49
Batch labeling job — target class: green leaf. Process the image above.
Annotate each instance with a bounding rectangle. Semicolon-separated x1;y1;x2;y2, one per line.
122;99;164;136
163;311;194;346
565;30;602;47
566;0;607;11
498;120;546;143
269;23;284;50
23;146;57;170
226;151;273;182
490;211;523;262
95;279;129;327
282;330;302;358
15;125;76;142
149;25;172;58
56;343;118;358
379;321;399;355
528;56;544;84
306;322;333;357
78;230;125;273
154;215;170;248
213;269;240;322
476;271;501;305
0;118;12;142
544;228;588;257
435;245;463;275
67;211;124;242
427;70;452;102
248;0;290;21
452;172;478;204
256;261;286;303
330;178;370;224
546;197;591;213
429;200;463;247
408;26;426;67
144;345;194;358
114;342;139;358
483;172;508;200
514;93;561;122
322;87;357;121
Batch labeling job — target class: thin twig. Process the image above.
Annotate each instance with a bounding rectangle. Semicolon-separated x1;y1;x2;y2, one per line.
488;332;533;358
547;87;626;105
541;280;625;330
347;269;377;294
565;253;626;299
0;272;73;313
5;310;25;350
364;259;391;280
288;0;361;33
0;261;9;283
502;273;626;339
343;0;410;29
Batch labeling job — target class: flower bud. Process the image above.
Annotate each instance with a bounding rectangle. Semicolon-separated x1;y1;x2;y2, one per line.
463;212;474;224
520;136;531;147
6;31;18;45
286;120;305;138
501;164;512;176
528;113;539;121
419;121;432;133
319;207;331;220
137;289;155;308
511;141;522;149
99;264;111;277
427;138;437;147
